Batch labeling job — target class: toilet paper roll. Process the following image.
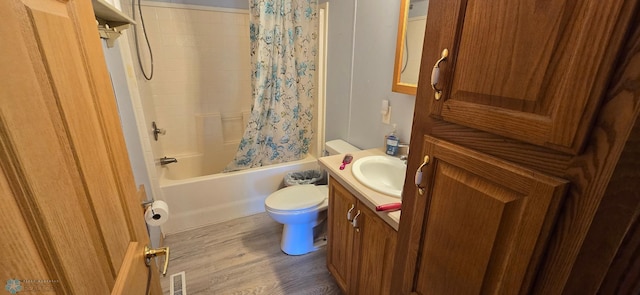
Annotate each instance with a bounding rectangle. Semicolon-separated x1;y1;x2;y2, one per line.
144;200;169;226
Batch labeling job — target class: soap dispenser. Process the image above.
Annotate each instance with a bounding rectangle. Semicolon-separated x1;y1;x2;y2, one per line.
386;124;400;156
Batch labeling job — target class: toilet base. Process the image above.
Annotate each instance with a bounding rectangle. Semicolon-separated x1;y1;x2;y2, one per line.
280;223;326;255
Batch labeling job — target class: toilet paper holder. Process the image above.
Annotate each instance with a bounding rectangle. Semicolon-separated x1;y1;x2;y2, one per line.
142;200;170;226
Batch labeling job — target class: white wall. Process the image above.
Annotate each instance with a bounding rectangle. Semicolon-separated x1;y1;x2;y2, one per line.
324;1;355;146
102;41;151;195
325;0;416;149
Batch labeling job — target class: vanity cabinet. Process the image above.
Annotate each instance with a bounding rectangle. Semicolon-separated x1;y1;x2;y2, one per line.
394;0;640;293
326;177;356;292
327;177;397;295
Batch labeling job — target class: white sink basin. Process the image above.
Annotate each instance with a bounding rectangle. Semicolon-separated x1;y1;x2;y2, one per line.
351;156;406;198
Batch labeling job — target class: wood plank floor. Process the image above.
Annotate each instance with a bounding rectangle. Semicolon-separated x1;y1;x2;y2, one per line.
160;212;342;295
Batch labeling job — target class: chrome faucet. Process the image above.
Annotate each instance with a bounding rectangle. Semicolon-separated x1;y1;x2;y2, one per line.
160;156;177;165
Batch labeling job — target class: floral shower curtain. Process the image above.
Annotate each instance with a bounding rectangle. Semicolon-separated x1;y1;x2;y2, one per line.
224;0;318;172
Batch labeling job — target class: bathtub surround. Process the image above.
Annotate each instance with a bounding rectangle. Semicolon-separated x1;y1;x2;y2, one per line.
225;0;319;171
137;3;252;158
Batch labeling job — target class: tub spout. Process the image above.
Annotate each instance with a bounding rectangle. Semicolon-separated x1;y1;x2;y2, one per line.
160;156;178;165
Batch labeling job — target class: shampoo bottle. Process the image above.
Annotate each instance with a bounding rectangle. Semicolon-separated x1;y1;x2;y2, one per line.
386;124;399;156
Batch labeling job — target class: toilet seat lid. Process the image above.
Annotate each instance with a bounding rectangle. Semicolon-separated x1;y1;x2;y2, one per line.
265;184;328;211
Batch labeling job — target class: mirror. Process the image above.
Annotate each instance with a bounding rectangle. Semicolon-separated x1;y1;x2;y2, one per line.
392;0;429;95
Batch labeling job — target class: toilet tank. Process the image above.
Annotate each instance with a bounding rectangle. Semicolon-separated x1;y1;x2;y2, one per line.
325;140;360;156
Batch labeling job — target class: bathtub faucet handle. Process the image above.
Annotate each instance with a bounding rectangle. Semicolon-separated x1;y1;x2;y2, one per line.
160;156;178;166
152;121;166;141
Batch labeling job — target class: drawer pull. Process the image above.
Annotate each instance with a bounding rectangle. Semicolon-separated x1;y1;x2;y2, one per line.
346;204;355;221
415;155;430;195
352;210;362;232
431;49;449;100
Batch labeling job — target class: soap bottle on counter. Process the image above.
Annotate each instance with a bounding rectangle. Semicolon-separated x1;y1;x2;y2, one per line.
386;124;399;156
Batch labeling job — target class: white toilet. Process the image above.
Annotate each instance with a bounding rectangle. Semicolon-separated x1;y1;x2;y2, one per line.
264;140;360;255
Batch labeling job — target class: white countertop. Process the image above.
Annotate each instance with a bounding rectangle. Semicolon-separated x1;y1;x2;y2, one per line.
318;148;402;231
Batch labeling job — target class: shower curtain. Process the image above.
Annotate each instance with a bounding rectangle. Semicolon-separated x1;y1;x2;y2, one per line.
224;0;318;172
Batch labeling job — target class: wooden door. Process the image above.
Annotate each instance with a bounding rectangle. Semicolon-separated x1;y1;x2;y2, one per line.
0;0;162;294
422;0;636;154
407;136;567;294
327;178;357;294
351;204;396;295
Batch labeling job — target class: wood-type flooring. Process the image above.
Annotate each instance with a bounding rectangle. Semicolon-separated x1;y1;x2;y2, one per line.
161;212;342;295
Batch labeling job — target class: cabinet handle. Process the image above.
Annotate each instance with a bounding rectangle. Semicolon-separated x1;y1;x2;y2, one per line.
431;49;449;101
352;210;362;232
346;204;355;221
415;155;430;195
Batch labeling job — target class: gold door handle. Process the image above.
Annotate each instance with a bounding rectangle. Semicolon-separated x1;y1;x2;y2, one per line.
144;246;170;276
431;49;449;100
415;155;430;195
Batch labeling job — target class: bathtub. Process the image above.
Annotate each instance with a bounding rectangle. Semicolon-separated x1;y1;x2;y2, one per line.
159;153;319;234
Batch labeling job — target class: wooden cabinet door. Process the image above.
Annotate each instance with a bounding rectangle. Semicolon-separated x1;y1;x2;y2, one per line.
409;136;568;294
422;0;635;153
327;177;357;293
351;204;397;295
